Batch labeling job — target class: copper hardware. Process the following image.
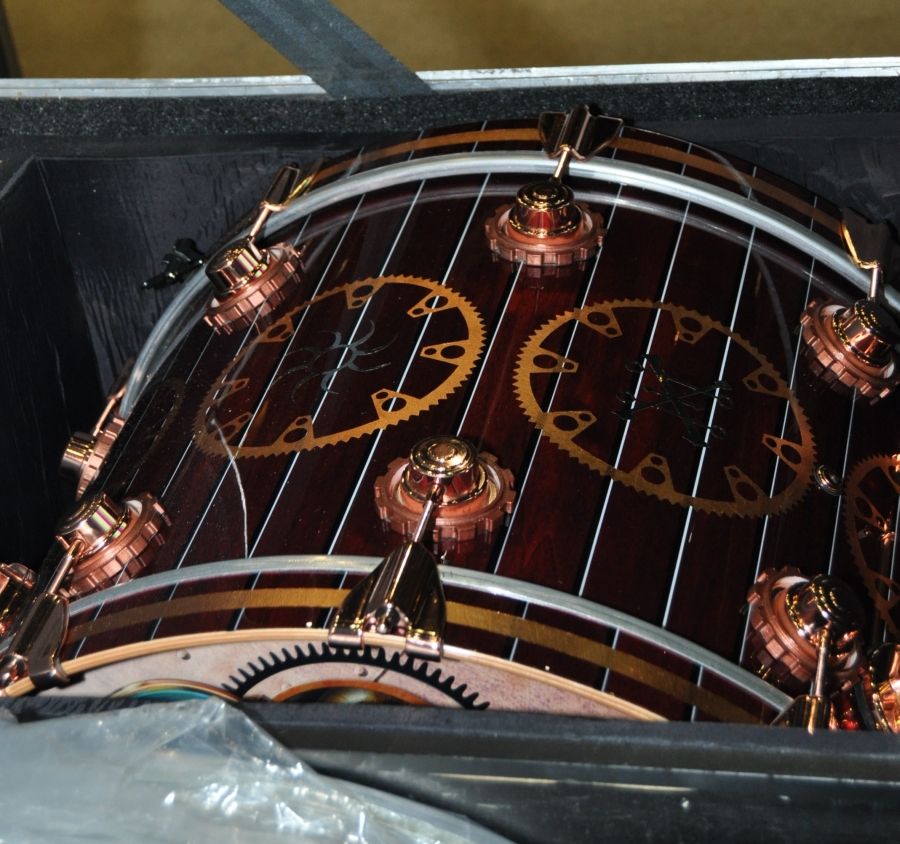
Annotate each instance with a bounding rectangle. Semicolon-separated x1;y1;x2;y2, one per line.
486;105;619;267
853;643;900;732
799;211;900;403
0;564;35;638
771;682;834;731
813;463;843;496
843;455;900;638
204;162;314;334
485;197;604;267
59;361;132;498
0;539;84;692
374;436;516;542
746;567;864;697
330;451;455;659
800;298;900;403
56;491;169;598
204;239;300;334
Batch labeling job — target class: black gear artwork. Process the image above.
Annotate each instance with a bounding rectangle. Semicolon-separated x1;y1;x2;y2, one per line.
222;643;489;709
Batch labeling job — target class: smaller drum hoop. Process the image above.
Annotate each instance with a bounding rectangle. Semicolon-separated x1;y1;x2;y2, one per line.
69;554;791;710
121;150;876;417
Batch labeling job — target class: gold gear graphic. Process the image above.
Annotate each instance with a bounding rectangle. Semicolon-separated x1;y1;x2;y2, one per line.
844;454;900;638
514;299;815;517
194;276;484;458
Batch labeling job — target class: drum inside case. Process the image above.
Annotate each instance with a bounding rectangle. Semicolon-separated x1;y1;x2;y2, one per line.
2;82;900;841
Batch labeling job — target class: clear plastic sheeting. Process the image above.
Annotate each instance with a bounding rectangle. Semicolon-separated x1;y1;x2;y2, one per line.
0;700;512;844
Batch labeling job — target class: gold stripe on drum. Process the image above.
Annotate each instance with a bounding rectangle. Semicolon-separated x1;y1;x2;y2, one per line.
303;126;836;236
610;137;841;233
64;587;759;723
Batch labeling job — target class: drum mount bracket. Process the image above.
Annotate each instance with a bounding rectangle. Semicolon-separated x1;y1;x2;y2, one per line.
327;539;445;660
329;436;491;660
0;539;82;693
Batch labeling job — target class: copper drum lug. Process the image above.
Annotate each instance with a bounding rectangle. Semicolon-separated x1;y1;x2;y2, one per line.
56;491;169;598
485;181;605;267
374;436;516;542
0;563;35;638
60;366;130;499
746;567;865;696
855;643;900;732
800;298;900;403
59;415;126;498
204;237;301;335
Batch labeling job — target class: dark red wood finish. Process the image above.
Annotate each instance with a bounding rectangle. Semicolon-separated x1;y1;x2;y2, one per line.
72;119;884;721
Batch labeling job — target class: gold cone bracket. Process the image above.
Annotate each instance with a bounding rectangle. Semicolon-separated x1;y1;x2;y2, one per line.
328;540;446;660
538;104;624;166
0;541;83;693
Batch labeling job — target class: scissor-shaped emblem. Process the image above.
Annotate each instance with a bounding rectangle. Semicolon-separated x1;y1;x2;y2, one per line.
614;353;732;447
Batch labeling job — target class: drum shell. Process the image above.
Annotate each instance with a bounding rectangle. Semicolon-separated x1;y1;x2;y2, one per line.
51;120;893;721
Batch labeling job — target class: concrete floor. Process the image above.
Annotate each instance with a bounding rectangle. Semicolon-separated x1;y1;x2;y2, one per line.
5;0;900;78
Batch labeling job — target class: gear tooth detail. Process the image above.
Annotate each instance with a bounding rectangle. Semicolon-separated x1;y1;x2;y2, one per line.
222;676;242;693
515;299;815;517
194;276;485;460
844;454;900;638
226;643;485;707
